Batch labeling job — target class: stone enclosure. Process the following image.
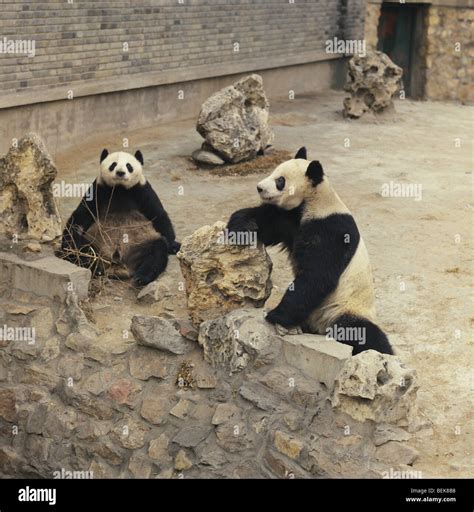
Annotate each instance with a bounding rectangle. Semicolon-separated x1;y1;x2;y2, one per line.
0;135;423;479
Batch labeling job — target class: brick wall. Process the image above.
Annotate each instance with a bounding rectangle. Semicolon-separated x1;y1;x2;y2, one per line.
0;0;365;104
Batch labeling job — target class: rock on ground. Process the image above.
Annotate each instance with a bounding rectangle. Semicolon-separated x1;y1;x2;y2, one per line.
196;74;274;163
331;350;419;427
343;51;403;118
0;133;62;241
130;315;193;355
177;221;272;324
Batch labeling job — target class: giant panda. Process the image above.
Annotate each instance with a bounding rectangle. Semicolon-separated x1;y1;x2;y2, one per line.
227;147;393;355
59;149;180;286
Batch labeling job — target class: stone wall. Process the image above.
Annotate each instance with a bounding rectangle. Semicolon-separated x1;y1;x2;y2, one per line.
365;3;381;50
0;0;365;103
0;246;421;479
364;1;473;103
425;6;474;103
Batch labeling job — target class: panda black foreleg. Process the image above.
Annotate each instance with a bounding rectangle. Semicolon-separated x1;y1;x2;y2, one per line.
330;314;394;355
227;204;296;246
131;238;169;287
266;271;333;328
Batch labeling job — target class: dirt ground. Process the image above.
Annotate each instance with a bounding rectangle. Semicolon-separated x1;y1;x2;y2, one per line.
54;90;473;478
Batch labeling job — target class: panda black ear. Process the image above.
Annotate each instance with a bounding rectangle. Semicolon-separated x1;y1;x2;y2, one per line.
134;150;144;165
294;146;307;160
306;161;324;186
100;149;109;163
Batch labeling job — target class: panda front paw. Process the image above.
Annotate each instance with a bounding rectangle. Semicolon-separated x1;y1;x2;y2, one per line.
227;211;257;235
133;270;155;287
265;308;289;327
168;240;181;255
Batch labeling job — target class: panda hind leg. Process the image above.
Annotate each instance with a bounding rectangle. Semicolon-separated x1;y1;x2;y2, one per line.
331;314;393;356
129;238;169;287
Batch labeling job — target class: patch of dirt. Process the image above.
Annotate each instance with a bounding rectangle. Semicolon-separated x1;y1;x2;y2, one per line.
186;149;293;176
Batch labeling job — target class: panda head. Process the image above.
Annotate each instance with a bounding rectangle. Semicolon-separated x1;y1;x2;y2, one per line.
256;147;325;210
98;149;146;189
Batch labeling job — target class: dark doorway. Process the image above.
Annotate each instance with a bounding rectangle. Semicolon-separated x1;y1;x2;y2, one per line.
377;2;427;98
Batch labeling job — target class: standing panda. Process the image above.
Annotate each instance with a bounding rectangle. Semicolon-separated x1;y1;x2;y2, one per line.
60;149;180;286
227;147;393;355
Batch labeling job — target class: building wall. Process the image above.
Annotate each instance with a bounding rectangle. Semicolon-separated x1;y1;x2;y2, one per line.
0;0;365;152
425;6;473;103
365;0;473;103
0;0;365;106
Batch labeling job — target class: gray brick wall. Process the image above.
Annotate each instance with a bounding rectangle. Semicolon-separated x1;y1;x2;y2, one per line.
0;0;365;97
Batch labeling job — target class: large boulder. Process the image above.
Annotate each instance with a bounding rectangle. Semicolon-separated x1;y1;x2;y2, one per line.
177;221;272;325
196;74;274;163
0;133;62;241
331;350;418;427
343;51;403;118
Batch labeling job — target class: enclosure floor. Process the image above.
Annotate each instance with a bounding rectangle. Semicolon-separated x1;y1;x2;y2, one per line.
54;90;473;478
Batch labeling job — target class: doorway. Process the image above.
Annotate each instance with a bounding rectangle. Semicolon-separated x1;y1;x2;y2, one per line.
377;2;428;99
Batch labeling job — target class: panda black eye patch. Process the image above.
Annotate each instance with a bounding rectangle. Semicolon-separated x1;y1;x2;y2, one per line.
109;162;117;172
126;163;134;173
276;176;286;191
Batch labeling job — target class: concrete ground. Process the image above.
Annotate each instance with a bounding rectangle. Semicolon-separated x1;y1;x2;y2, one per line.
54;90;473;478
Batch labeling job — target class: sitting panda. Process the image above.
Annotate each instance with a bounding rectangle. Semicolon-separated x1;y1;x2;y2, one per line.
59;149;180;286
227;147;393;355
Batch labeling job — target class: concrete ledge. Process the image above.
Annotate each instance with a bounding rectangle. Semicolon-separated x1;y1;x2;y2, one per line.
0;252;90;301
283;334;352;390
0;51;342;110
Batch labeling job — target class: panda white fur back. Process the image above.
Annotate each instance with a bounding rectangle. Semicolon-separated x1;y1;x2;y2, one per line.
227;146;392;355
60;149;180;286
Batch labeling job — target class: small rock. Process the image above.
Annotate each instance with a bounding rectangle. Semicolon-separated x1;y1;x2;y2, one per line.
274;430;304;460
170;399;191;420
172;425;212;448
131;315;193;355
137;282;170;303
376;441;419;466
174;449;193;471
128;455;152;479
88;459;117;479
196;372;217;389
148;433;172;464
173;319;199;342
215;422;252;453
211;403;241;426
141;393;170;426
129;347;168;381
112;417;149;449
239;382;283;412
107;379;142;407
374;424;411;446
192;149;225;166
23;242;42;253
